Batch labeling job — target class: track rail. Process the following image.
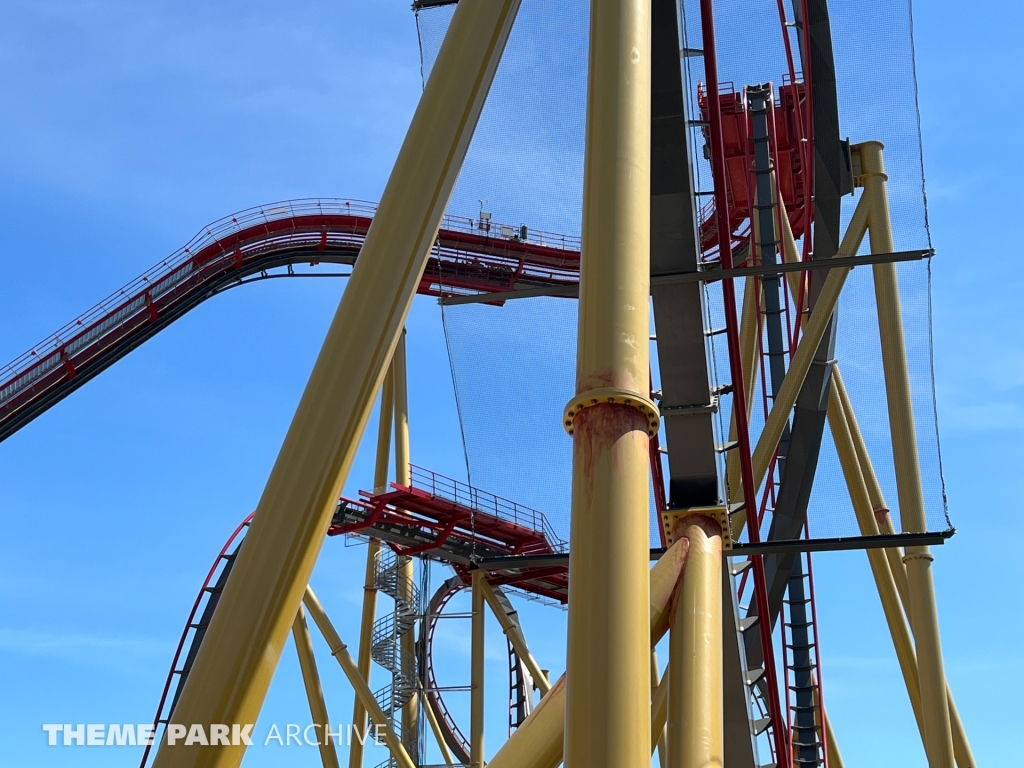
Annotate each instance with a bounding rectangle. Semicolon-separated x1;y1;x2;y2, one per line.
0;198;581;443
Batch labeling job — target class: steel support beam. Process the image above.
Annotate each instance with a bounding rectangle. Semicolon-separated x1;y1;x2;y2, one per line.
669;516;724;768
350;361;394;768
150;1;521;763
563;0;653;764
832;366;975;767
303;588;416;768
393;331;419;759
487;540;691;768
470;570;485;768
292;606;341;768
861;141;955;768
477;574;551;696
649;0;718;507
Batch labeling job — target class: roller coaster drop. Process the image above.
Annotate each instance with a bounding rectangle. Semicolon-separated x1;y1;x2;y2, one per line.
6;0;974;767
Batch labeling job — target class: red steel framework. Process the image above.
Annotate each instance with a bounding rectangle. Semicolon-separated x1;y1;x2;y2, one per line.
697;0;821;762
0;199;581;442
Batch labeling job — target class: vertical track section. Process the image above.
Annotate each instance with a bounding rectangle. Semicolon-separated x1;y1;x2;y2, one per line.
698;1;788;764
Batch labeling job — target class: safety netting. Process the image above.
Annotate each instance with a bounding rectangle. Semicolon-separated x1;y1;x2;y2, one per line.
415;0;950;545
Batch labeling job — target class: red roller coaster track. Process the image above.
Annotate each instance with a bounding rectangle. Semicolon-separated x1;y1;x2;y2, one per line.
0;198;581;443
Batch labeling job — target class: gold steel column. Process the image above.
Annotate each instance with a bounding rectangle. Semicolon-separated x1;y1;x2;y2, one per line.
478;576;551;695
292;606;341;768
651;651;667;767
302;588;416;768
668;516;723;768
833;366;911;603
563;0;652;765
725;276;763;501
833;366;976;768
421;682;456;766
827;386;926;738
470;570;486;768
393;332;419;751
730;192;870;533
860;141;954;768
350;364;394;768
152;1;521;763
488;539;690;768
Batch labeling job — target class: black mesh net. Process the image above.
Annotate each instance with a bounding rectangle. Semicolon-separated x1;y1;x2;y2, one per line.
416;0;949;544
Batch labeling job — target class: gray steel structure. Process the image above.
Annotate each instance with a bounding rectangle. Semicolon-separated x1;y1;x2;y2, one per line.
649;0;849;764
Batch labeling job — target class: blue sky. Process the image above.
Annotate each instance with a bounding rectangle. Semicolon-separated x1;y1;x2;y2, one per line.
0;0;1020;766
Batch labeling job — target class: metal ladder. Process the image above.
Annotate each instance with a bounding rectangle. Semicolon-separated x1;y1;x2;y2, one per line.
745;82;826;767
372;547;421;768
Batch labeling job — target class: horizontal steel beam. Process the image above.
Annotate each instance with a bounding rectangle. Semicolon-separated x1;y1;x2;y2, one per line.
475;529;953;570
440;249;933;305
655;248;932;284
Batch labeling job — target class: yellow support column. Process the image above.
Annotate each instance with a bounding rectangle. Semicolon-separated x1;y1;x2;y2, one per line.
392;331;419;755
828;386;927;739
487;538;691;768
302;588;416;768
650;662;669;757
563;0;653;765
421;681;456;766
668;516;723;768
859;141;955;768
725;275;763;502
292;606;341;768
833;366;912;602
730;191;870;534
478;576;551;695
470;570;486;768
350;363;394;768
650;651;667;767
152;0;522;763
832;366;976;768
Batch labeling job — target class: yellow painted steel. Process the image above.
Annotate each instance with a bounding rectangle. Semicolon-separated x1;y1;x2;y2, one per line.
488;539;690;768
650;658;669;758
828;387;927;738
150;1;521;764
833;367;912;603
650;651;667;767
302;587;416;768
478;575;552;695
420;680;456;766
392;332;419;751
725;275;763;500
470;570;486;768
730;189;870;536
859;141;955;768
823;710;845;768
564;0;652;764
292;606;341;768
833;366;976;768
350;363;394;768
668;517;723;768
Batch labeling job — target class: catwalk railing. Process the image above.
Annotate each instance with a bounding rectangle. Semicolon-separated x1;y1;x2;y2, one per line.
0;198;581;442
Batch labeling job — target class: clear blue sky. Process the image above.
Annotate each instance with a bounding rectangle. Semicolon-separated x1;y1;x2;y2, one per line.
0;1;1019;766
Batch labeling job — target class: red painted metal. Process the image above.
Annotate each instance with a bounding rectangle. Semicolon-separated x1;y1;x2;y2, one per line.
697;82;809;256
140;512;253;768
329;465;569;602
698;1;790;765
0;199;580;441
